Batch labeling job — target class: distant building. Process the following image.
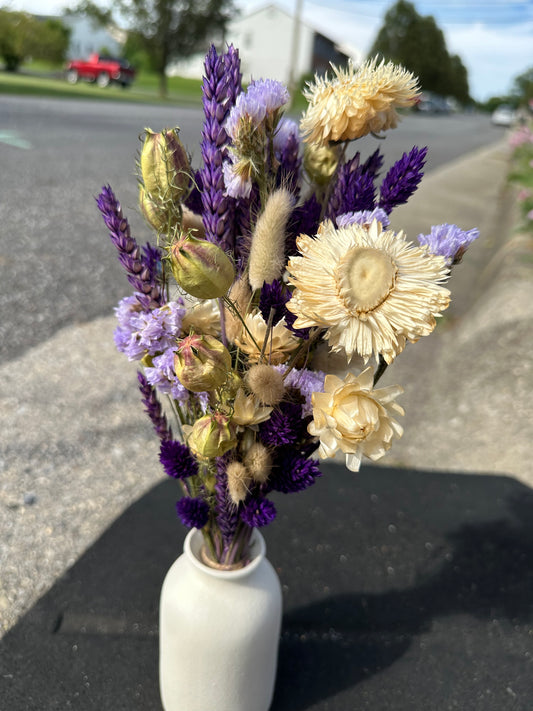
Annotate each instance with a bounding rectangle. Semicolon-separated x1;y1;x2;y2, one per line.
61;14;122;59
168;3;362;85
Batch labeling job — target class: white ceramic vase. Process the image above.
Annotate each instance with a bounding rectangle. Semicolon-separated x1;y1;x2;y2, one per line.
159;528;282;711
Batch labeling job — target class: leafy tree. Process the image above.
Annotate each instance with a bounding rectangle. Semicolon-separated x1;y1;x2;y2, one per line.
69;0;235;96
369;0;470;104
0;9;70;71
511;66;533;107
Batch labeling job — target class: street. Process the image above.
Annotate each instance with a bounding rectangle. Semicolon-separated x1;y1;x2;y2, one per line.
0;95;506;364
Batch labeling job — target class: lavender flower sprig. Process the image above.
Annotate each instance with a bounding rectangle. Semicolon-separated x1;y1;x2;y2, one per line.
326;154;376;220
200;45;242;256
137;371;173;441
97;185;162;309
379;146;428;214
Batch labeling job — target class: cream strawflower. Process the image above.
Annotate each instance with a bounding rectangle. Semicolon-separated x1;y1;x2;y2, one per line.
287;220;450;364
308;367;404;472
181;299;221;336
300;57;419;145
231;388;273;427
234;311;300;365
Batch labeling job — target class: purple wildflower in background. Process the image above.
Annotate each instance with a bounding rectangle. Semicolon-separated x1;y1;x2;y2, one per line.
417;223;480;264
137;371;172;441
274;366;325;416
270;451;322;493
200;45;242;254
241;498;276;527
259;401;307;446
378;146;427;214
97;185;162;309
159;439;198;479
336;208;390;229
176;497;210;529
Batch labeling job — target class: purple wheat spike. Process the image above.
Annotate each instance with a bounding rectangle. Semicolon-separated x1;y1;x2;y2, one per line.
137;371;173;441
378;145;428;214
97;185;162;309
362;147;384;178
326;154;376;220
215;456;240;556
199;45;242;257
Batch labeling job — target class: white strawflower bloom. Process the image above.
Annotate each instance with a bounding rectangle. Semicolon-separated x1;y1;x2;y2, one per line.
287;220;450;364
300;57;419;145
309;368;404;472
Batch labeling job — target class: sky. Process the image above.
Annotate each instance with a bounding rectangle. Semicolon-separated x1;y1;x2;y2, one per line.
6;0;533;101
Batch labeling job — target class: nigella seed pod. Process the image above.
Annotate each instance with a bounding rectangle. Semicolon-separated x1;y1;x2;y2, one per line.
170;233;235;299
139;184;171;233
187;412;237;459
174;334;232;392
140;127;191;203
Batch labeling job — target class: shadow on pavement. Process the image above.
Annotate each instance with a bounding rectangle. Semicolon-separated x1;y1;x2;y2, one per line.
1;463;532;710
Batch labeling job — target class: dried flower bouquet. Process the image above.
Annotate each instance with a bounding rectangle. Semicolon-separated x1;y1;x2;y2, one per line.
98;45;478;568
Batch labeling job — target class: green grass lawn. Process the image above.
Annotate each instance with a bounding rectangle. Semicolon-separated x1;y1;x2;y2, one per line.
0;62;308;113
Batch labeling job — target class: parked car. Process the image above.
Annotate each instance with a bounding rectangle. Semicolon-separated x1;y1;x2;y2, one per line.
491;104;516;127
65;53;135;88
416;91;450;114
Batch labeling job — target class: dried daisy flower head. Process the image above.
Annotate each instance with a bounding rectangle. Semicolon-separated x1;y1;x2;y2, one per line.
287;220;450;364
309;367;404;472
300;57;420;146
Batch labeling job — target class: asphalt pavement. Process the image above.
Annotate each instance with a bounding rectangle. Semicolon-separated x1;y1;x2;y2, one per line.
1;133;532;710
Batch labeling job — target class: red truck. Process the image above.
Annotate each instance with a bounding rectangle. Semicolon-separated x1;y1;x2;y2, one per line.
65;53;135;88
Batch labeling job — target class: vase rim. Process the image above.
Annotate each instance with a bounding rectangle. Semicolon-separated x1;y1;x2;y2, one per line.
185;528;266;580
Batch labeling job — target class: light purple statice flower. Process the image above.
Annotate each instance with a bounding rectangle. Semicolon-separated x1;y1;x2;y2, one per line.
273;117;300;156
144;348;190;406
337;208;390;229
222;159;253;199
114;298;185;361
274;366;326;416
225;79;289;139
417;223;480;265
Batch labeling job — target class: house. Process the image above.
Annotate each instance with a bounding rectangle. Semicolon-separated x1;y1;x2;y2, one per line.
168;3;362;87
60;14;123;60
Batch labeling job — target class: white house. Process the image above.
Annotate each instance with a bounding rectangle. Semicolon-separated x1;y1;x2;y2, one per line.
168;3;363;87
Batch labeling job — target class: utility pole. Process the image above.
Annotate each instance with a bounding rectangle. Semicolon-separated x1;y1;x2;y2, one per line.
288;0;303;100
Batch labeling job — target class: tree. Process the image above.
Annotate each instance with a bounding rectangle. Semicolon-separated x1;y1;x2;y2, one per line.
369;0;470;104
0;9;70;71
70;0;235;96
511;66;533;107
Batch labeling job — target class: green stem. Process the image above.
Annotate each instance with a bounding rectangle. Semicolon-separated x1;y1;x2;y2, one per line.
373;355;388;386
222;295;262;353
282;327;323;380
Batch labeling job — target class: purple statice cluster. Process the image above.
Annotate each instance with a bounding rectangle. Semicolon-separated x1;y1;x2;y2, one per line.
114;297;185;359
224;79;290;140
417;223;480;264
222;78;291;200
